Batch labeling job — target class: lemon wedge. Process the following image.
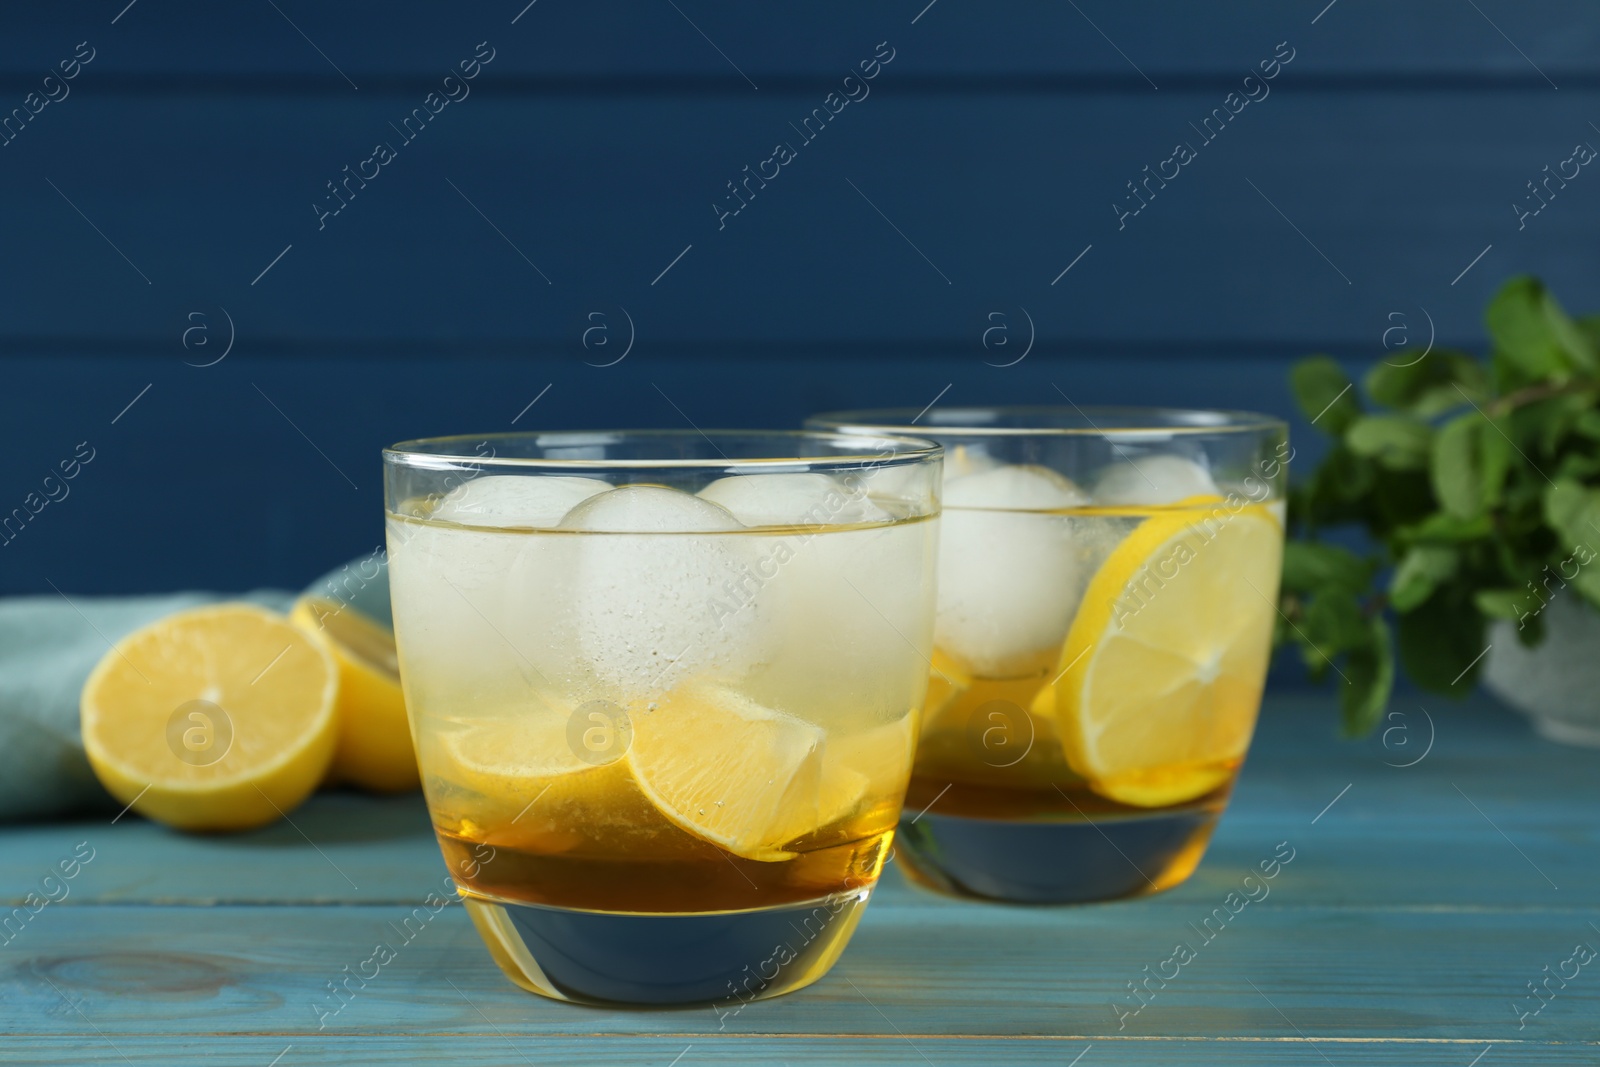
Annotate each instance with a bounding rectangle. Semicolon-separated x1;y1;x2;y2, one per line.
431;704;674;856
628;683;828;861
290;596;418;793
816;713;915;830
81;603;337;831
1046;499;1281;807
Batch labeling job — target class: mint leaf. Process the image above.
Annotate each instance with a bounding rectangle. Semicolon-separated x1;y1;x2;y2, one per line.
1398;511;1493;544
1537;525;1600;606
1547;292;1599;375
1303;587;1368;656
1281;541;1373;593
1364;350;1489;417
1340;616;1393;737
1524;391;1598;454
1486;275;1596;382
1431;415;1480;519
1431;413;1511;519
1552;451;1600;484
1389;545;1459;612
1291;357;1359;435
1544;479;1600;552
1479;416;1513;509
1472;588;1526;620
1298;447;1377;530
1345;415;1432;471
1579;313;1600;358
1571;409;1600;442
1573;568;1600;608
1396;590;1485;693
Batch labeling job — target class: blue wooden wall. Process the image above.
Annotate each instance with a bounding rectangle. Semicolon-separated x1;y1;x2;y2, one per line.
2;1;1597;594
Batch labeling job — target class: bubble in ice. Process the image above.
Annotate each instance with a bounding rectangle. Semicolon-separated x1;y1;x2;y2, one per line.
562;484;762;693
699;472;890;527
1091;454;1218;506
937;464;1086;677
431;475;611;527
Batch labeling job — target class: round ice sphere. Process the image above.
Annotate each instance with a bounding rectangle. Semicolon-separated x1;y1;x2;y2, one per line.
1092;455;1218;506
431;475;611;527
937;465;1085;678
562;485;761;693
944;464;1086;510
699;472;889;527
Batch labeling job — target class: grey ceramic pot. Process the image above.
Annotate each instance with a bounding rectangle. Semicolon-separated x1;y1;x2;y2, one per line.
1482;593;1600;747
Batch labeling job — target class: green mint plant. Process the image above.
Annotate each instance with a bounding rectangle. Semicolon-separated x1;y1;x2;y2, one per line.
1282;276;1600;735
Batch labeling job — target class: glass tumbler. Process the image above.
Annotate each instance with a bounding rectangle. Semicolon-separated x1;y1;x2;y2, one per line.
383;430;940;1005
808;407;1287;903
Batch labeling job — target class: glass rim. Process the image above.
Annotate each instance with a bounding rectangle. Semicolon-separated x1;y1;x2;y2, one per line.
383;428;944;473
806;405;1287;438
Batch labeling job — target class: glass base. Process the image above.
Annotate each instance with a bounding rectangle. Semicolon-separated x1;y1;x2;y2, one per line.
895;806;1220;903
460;887;871;1006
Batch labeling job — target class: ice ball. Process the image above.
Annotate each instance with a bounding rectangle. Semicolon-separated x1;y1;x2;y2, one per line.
562;485;761;693
699;472;889;527
431;475;611;527
936;464;1086;677
1092;455;1218;506
944;464;1086;510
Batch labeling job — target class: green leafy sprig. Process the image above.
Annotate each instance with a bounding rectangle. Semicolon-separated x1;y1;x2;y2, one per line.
1282;276;1600;735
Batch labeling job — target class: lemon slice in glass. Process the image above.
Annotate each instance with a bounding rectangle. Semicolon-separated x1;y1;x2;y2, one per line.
1046;499;1282;807
628;682;828;861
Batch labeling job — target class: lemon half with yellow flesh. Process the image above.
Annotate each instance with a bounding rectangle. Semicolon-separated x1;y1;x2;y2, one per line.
81;603;338;831
1045;498;1281;807
290;597;418;793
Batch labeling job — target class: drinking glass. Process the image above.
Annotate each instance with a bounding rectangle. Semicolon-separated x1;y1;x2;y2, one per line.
807;407;1287;903
384;430;940;1004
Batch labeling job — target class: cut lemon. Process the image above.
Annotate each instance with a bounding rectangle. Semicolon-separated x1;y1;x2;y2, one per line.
816;713;915;828
628;682;825;861
432;706;676;856
1047;498;1281;807
432;710;668;857
81;603;337;831
290;596;418;793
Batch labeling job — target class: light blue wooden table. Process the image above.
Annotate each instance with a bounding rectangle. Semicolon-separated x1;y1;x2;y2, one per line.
3;692;1595;1065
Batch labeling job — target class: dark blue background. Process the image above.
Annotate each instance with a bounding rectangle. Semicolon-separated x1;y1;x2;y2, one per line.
2;1;1596;595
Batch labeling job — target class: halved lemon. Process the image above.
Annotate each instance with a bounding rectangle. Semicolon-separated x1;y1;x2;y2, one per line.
290;596;418;793
628;682;828;861
81;603;337;831
1046;498;1281;807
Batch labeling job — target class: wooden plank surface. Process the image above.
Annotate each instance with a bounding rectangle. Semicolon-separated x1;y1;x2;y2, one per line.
3;692;1596;1064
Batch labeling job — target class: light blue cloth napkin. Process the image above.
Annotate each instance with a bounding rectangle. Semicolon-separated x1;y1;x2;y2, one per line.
0;590;294;822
